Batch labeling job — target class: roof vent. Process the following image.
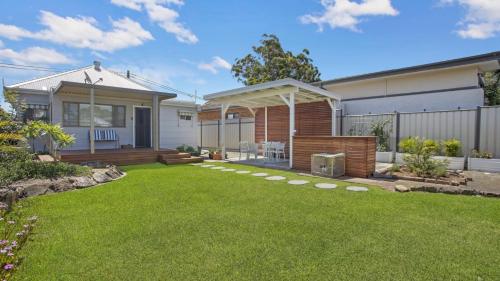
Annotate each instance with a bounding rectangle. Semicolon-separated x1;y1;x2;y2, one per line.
93;61;101;71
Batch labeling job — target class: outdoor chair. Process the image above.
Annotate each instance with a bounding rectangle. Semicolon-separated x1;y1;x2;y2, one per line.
90;129;119;148
239;141;249;160
275;142;286;160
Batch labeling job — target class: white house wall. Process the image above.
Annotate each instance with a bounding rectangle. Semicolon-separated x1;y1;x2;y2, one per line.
159;105;198;149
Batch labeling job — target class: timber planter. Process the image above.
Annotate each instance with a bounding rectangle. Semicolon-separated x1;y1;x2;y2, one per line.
376;151;394;163
468;157;500;173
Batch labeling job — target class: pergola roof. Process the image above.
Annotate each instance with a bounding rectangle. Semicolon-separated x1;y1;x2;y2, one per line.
204;78;341;108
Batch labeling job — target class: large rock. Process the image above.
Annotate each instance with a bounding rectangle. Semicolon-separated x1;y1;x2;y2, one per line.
70;176;97;189
395;185;409;192
92;169;113;183
12;179;54;198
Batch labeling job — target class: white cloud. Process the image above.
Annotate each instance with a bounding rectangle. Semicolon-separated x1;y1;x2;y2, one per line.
0;40;3;48
197;56;231;74
440;0;500;39
0;46;74;65
110;0;198;44
0;11;153;52
300;0;399;32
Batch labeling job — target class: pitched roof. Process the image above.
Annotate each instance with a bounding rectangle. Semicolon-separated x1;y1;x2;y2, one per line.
5;65;154;93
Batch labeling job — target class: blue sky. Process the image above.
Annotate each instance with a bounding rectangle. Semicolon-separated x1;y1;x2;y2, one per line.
0;0;499;106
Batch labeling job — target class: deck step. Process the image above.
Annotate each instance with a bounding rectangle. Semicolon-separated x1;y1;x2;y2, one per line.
161;156;203;165
161;152;191;160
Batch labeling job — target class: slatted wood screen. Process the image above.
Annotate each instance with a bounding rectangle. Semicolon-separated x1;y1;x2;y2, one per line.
293;136;376;178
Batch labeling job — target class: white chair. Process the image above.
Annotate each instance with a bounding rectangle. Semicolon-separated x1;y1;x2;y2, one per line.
248;143;259;160
275;142;286;160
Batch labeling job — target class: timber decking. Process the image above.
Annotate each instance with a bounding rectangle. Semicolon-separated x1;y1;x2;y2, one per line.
293;136;376;178
60;148;179;166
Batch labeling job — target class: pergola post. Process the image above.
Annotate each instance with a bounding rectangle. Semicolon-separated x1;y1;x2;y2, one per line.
220;104;230;158
90;87;95;154
152;95;159;151
264;106;268;142
327;98;337;136
289;92;295;168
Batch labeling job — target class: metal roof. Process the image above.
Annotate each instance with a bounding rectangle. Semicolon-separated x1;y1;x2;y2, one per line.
5;65;163;94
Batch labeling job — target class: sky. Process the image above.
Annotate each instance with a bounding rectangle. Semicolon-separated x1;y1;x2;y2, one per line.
0;0;499;106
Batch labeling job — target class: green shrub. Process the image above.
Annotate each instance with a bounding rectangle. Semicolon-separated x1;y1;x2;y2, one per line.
470;149;492;159
442;139;461;157
399;137;447;178
370;119;392;152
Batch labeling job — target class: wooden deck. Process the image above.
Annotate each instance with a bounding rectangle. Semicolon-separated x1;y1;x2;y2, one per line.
59;148;179;166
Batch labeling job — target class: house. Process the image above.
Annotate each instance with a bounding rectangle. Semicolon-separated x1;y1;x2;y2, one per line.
199;51;500;120
3;61;200;165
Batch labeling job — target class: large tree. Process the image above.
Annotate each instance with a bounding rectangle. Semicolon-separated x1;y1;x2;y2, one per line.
231;34;321;86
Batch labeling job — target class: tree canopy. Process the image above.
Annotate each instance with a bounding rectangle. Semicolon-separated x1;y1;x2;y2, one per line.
231;34;321;86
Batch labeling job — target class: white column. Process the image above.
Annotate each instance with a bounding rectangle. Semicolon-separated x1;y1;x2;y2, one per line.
289;92;295;168
90;87;95;154
221;104;226;158
152;95;159;151
332;100;337;136
264;106;268;142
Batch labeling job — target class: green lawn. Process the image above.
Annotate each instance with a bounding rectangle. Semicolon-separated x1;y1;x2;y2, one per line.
14;163;500;280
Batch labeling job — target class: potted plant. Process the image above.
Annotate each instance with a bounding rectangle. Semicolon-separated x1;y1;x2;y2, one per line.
371;119;393;163
468;150;500;172
208;147;223;160
432;139;465;170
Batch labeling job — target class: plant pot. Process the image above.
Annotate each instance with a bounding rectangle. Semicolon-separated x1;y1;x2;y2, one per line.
432;156;465;170
468;157;500;173
376;151;394;163
212;153;223;160
395;152;407;164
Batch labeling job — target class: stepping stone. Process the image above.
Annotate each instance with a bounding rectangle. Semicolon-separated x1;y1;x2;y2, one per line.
265;176;286;181
189;163;203;166
288;180;309;185
211;166;225;170
346;186;368;192
201;164;215;168
315;183;337;189
221;169;236;172
252;173;269;177
236;171;251;174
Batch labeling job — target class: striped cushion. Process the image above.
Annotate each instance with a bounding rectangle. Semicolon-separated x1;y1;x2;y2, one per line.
91;129;119;141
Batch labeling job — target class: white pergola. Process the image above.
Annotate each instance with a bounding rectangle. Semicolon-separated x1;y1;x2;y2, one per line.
204;78;342;168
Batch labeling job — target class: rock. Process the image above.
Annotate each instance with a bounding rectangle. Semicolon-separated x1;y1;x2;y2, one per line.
49;178;75;193
14;179;53;198
105;166;123;179
395;185;409;192
92;169;113;183
70;176;96;189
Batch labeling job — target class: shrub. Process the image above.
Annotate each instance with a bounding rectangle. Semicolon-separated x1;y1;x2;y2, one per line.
370;119;392;152
470;149;492;159
399;137;447;178
176;145;200;156
442;139;461;157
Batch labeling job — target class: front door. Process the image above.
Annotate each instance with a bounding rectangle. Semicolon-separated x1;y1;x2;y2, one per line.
135;107;151;148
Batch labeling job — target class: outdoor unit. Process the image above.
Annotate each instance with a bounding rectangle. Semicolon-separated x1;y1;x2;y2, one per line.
311;153;345;178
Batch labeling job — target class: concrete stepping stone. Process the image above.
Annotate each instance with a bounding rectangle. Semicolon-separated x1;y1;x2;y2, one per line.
252;173;269;177
346;186;368;192
265;176;286;181
201;164;215;168
315;183;337;189
287;180;309;185
211;166;225;170
236;171;251;174
190;163;203;166
221;168;236;172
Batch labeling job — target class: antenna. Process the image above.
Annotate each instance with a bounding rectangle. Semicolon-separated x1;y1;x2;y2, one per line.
84;71;92;84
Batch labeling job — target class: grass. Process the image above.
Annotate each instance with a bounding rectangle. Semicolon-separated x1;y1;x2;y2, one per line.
14;163;500;280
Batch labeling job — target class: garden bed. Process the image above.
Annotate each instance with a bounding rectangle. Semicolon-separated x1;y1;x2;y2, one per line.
388;166;468;186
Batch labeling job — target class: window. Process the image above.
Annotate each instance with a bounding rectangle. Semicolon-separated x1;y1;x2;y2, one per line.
23;104;48;122
227;113;239;120
179;111;193;121
63;102;126;127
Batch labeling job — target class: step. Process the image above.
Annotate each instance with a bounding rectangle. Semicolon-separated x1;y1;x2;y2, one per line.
161;152;191;160
162;157;203;165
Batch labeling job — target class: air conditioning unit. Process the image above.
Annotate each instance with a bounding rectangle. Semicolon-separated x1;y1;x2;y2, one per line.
311;153;345;178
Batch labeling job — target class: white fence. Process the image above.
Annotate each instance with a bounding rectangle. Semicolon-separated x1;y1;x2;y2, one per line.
198;118;255;150
198;106;500;157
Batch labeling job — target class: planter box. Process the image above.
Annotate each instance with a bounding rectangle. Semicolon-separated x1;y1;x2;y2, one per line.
395;153;407;164
376;151;394;163
468;157;500;173
432;156;465;171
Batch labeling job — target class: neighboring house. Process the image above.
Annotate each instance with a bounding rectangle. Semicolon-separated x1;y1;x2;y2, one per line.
3;61;199;161
315;51;500;115
199;51;500;119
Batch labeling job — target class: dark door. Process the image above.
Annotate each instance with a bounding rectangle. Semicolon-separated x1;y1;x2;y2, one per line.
135;107;151;148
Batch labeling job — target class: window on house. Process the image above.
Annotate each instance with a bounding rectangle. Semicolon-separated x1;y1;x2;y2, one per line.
63;102;126;127
227;113;239;120
23;104;49;122
179;111;193;121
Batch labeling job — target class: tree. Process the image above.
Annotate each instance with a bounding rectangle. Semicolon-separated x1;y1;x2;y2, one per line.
484;70;500;106
231;34;321;86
